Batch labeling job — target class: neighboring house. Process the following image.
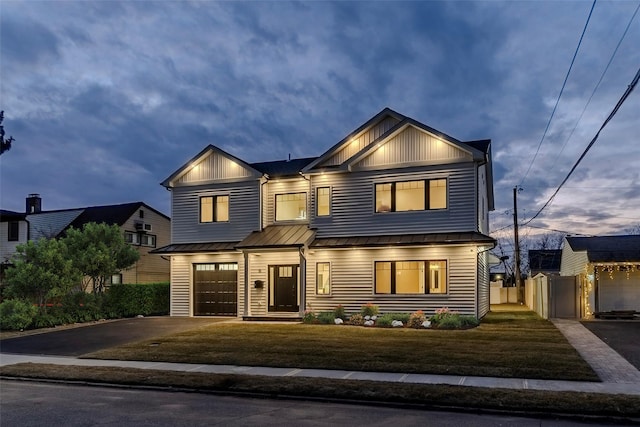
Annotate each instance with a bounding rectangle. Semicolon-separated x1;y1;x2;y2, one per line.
560;235;640;317
0;209;29;283
155;108;496;319
1;194;171;285
528;249;562;277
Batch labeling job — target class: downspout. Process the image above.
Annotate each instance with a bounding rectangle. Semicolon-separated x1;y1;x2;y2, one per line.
244;251;250;317
299;246;307;317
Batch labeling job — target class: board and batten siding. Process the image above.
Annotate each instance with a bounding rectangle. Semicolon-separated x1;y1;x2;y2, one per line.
353;126;472;169
305;245;479;316
310;164;477;238
169;252;244;317
171;182;260;243
321;116;400;167
176;151;255;185
264;178;310;226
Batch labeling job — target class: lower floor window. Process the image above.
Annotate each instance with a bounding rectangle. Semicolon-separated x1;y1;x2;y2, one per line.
375;260;447;294
316;262;330;295
111;274;123;285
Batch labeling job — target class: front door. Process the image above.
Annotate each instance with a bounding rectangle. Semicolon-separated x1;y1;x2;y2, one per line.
270;265;298;312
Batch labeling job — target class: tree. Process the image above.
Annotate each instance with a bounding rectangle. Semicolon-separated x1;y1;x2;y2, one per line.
625;223;640;235
64;222;140;294
4;239;81;308
0;111;16;155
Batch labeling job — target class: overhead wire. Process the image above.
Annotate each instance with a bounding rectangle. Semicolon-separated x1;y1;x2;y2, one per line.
519;0;597;186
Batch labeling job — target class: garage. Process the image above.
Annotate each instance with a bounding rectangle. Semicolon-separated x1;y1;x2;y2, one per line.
597;268;640;312
193;263;238;316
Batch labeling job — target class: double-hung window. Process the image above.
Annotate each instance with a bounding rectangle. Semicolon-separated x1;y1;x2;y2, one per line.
200;195;229;223
375;260;447;294
375;179;447;212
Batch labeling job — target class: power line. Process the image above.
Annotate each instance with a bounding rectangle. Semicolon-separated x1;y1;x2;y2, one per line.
523;67;640;226
519;0;597;186
548;2;640;173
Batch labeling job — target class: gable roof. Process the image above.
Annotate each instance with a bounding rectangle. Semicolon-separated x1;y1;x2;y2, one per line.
565;235;640;263
161;145;263;188
0;210;26;222
251;157;317;178
528;249;562;272
236;224;316;249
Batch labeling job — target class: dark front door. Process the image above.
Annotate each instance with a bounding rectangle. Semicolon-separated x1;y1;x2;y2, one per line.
270;265;298;312
193;263;238;316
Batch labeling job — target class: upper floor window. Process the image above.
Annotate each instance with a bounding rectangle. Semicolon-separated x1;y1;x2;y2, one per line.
276;193;306;221
375;179;446;213
200;195;229;223
8;221;19;241
374;260;447;294
124;232;156;247
316;187;330;217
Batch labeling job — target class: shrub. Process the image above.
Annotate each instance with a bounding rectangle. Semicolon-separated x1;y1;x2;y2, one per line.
408;310;427;328
375;313;395;327
430;307;456;325
348;313;364;326
333;304;346;320
360;302;379;317
303;310;317;324
437;315;463;330
389;313;410;323
103;283;169;318
317;311;335;324
0;299;37;330
459;315;480;328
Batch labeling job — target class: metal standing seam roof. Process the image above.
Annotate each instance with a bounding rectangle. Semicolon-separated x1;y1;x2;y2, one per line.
565;235;640;263
150;242;239;254
310;232;495;248
236;225;316;249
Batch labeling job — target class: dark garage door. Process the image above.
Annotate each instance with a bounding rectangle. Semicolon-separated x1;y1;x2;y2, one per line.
194;263;238;316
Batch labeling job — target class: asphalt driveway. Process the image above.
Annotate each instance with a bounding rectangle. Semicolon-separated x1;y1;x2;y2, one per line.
0;317;229;357
581;320;640;370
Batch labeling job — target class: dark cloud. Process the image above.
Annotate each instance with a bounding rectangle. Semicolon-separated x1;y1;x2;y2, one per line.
0;13;60;65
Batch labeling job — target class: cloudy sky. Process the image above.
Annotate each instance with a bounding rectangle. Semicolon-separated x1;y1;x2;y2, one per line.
1;1;639;242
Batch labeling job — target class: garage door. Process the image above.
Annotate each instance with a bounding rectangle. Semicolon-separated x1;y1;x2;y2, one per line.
193;263;238;316
598;269;640;312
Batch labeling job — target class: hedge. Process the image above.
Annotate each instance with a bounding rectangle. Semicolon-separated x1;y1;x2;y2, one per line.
103;282;170;318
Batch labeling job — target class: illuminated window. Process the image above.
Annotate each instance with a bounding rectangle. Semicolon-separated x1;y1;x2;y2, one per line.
200;195;229;222
317;187;330;216
375;260;447;294
276;193;307;221
375;179;446;212
316;262;331;295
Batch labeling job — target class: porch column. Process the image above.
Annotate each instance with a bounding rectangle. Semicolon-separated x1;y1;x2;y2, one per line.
244;251;250;316
299;247;306;316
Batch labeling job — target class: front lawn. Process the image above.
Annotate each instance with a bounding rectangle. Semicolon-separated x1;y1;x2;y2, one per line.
84;310;598;381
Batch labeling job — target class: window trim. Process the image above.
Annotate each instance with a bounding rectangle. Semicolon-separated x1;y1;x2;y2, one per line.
374;260;448;295
316;262;331;295
275;192;307;222
200;195;230;223
316;186;331;217
374;178;448;213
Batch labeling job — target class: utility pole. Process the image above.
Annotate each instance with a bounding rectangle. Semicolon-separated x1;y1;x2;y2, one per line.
513;186;522;304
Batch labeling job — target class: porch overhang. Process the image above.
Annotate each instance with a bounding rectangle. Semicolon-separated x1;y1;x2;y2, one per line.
150;242;239;254
310;232;496;249
235;224;316;250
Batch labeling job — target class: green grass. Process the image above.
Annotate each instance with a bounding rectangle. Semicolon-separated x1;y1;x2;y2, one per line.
1;364;638;419
84;310;598;381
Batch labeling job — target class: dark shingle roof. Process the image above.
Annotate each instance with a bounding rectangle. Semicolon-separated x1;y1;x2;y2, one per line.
0;210;26;221
66;203;143;230
565;235;640;263
462;139;491;154
250;157;317;178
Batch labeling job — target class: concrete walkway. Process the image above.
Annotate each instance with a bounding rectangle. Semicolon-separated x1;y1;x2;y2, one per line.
552;318;640;384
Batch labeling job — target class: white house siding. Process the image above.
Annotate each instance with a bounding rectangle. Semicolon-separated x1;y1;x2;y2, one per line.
169;252;244;317
176;151;255;184
246;251;301;315
0;220;29;263
354;126;472;169
477;250;490;318
560;243;589;276
27;210;83;241
305;245;479;316
171;182;260;243
264;178;310;226
310;164;477;238
477;164;489;235
321;116;400;167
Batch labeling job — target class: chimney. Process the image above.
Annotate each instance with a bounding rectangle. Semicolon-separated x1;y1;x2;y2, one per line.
26;193;42;214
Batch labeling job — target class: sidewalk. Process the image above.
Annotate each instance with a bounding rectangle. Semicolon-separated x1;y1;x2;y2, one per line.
1;318;639;397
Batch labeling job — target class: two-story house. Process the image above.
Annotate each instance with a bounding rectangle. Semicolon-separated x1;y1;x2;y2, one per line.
1;194;171;285
155;108;495;319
